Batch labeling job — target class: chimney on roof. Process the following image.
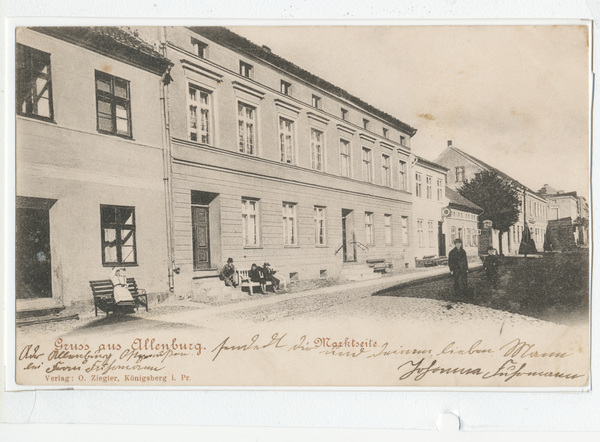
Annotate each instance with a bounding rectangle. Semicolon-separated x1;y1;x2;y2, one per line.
262;45;271;52
448;140;452;147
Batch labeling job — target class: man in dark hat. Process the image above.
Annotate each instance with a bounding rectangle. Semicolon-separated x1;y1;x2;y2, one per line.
219;257;238;288
448;238;469;299
483;246;500;289
260;262;281;291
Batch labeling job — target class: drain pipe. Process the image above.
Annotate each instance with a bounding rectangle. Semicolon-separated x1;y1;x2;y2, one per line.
159;26;177;293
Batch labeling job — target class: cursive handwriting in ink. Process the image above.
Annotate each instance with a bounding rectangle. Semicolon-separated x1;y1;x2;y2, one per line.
500;339;572;359
211;333;287;361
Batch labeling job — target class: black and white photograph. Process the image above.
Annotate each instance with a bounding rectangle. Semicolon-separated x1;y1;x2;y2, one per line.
10;24;590;388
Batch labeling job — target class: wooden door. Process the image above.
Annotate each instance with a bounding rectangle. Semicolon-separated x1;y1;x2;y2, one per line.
192;206;210;270
438;221;446;257
16;208;52;299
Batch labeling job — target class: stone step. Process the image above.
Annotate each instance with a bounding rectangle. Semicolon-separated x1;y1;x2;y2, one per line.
191;277;246;303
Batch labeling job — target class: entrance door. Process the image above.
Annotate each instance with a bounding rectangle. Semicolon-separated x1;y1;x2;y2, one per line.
192;206;210;270
342;209;356;262
16;208;52;299
438;221;446;257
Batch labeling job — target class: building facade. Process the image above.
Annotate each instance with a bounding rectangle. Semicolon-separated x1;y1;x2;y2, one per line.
131;26;419;296
411;156;449;259
15;27;173;314
435;141;548;255
444;187;482;258
538;184;590;247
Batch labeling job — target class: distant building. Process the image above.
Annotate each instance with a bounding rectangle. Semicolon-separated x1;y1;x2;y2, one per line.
435;141;548;255
538;184;589;247
16;27;173;315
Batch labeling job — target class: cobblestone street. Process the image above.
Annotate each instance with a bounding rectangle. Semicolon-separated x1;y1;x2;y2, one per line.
17;257;587;342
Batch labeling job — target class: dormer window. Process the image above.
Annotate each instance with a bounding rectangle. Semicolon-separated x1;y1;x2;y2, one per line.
312;95;322;109
280;80;291;96
400;135;406;146
240;61;253;78
363;118;370;130
191;38;207;58
456;166;465;183
383;127;389;139
341;108;348;120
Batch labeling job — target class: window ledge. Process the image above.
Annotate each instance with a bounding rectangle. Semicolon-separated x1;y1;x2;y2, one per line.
97;129;135;141
315;245;329;248
243;246;263;250
102;263;139;268
17;114;57;125
284;245;300;249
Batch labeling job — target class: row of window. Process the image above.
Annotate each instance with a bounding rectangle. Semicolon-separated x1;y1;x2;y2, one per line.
528;200;548;220
241;198;409;247
450;226;479;248
415;172;444;201
189;82;406;186
509;225;546;246
451;210;477;221
17;44;133;139
190;36;409;145
17;42;407;190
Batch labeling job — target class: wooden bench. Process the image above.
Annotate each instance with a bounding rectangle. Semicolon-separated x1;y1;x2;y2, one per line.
366;258;393;273
415;256;448;268
236;269;286;295
89;278;148;317
236;270;273;295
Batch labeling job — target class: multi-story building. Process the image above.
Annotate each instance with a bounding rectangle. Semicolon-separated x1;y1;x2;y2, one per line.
436;140;548;254
132;26;419;296
411;156;449;259
15;27;173;315
538;184;590;247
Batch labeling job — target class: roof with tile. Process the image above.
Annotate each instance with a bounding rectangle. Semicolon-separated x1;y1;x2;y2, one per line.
189;26;417;136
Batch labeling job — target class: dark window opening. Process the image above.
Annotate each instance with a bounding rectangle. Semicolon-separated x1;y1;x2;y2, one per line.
16;44;54;121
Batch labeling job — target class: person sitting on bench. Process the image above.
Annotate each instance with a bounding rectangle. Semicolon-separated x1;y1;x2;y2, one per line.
110;267;135;313
219;257;238;288
260;262;281;291
248;263;266;293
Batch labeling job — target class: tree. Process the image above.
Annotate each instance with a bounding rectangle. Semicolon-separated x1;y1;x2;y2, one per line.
458;170;521;255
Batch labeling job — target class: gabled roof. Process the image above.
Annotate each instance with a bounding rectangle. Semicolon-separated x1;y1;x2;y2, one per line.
415;155;449;173
188;26;417;136
445;186;483;214
541;191;579;199
31;27;173;75
442;146;542;198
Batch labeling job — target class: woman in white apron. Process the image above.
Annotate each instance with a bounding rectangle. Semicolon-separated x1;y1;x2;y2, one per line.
110;267;134;303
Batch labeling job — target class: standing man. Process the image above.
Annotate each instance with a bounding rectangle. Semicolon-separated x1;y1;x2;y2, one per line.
448;238;469;300
219;257;238;288
483;246;500;289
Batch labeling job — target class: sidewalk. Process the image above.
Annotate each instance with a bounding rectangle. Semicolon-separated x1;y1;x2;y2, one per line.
151;262;483;325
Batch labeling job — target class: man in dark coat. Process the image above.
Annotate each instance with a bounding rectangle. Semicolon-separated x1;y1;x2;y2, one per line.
483;246;500;289
219;257;238;288
248;263;266;293
260;262;281;291
448;238;469;299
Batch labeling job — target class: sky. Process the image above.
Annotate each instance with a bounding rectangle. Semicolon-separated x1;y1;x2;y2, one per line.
229;25;590;197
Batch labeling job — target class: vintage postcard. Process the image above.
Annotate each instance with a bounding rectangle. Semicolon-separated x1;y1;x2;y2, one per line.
9;24;590;389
